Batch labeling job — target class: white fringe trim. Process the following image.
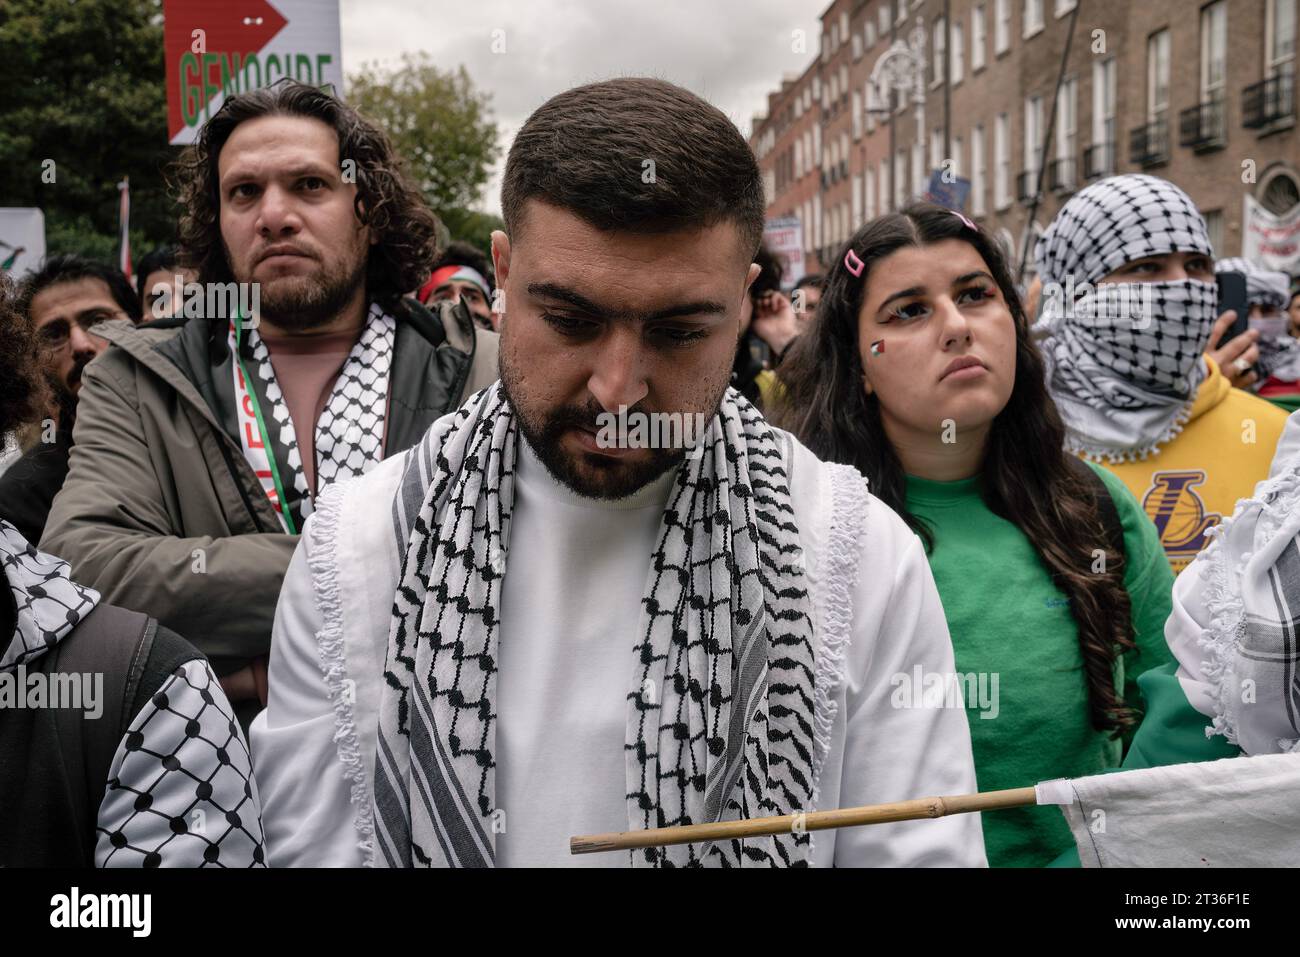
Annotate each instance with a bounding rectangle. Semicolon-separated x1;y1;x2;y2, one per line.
808;464;867;859
1069;400;1196;464
306;482;377;866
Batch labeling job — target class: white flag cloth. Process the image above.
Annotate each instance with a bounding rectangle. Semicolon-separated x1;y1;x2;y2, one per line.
1038;753;1300;867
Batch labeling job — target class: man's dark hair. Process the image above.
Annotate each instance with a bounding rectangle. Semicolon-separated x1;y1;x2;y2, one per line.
0;275;52;437
794;273;825;291
135;245;181;302
172;79;441;310
16;254;142;323
432;240;493;289
501;77;765;258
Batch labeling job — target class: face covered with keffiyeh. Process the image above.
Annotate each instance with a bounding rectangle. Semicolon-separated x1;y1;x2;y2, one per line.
492;200;758;499
1034;174;1218;461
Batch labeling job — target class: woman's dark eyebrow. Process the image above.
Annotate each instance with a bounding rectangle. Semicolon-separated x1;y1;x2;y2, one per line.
877;286;926;311
953;270;994;285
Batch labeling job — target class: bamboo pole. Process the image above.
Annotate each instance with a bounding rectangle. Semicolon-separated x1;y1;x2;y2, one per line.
570;786;1038;855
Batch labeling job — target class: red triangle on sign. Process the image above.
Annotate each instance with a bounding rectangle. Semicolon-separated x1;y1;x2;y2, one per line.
164;0;289;142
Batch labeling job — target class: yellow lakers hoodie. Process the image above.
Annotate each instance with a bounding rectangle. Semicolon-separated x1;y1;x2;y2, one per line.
1096;358;1290;572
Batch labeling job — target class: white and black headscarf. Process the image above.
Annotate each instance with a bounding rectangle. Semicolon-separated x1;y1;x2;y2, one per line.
369;383;821;867
1215;257;1300;386
1034;174;1217;462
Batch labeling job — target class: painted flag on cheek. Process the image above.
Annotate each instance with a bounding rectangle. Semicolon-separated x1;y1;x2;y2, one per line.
870;339;885;358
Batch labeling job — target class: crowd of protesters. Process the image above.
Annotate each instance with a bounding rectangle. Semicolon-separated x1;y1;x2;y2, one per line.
2;75;1299;869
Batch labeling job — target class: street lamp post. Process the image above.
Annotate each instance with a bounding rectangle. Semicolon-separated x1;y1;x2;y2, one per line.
867;17;927;213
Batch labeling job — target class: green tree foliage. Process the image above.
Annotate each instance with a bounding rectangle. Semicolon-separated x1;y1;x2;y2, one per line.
0;0;177;261
348;54;501;256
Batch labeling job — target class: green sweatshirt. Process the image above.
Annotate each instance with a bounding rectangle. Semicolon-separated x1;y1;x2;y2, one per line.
904;461;1174;867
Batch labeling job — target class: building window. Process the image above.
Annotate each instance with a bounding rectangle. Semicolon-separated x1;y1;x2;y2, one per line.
1203;209;1224;255
1024;95;1043;176
933;17;947;85
995;0;1012;54
1201;1;1227;104
972;5;987;71
866;21;877;48
994;112;1011;209
972;124;987;215
852;33;862;60
1055;0;1077;15
1147;29;1171;123
1267;0;1296;79
1024;0;1044;37
1055;76;1077;189
931;127;944;171
880;157;890;214
880;4;891;37
952;21;965;83
853;174;863;225
1091;56;1117;175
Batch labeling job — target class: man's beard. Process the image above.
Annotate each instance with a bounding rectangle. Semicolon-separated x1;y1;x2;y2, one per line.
238;250;368;331
499;363;724;501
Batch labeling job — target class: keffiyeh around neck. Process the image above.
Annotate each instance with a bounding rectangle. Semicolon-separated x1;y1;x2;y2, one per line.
0;520;99;672
370;383;822;867
1034;174;1216;462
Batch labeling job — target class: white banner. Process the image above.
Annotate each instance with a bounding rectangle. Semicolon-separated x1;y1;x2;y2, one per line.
0;208;46;278
1242;193;1300;276
764;216;806;289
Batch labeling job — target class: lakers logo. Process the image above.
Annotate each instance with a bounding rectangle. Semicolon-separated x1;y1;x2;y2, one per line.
1142;470;1221;571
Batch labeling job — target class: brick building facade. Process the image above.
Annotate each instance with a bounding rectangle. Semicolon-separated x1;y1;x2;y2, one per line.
751;0;1299;285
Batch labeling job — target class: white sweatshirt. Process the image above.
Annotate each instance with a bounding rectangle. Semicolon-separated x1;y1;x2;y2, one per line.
251;425;987;867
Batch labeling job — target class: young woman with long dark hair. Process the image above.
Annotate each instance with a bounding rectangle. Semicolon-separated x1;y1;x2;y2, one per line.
772;203;1175;866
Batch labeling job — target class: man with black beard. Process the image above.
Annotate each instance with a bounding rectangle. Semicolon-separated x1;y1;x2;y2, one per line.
0;255;140;543
43;82;498;729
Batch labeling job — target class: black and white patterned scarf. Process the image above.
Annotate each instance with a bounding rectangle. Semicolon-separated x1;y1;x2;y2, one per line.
0;520;100;672
243;302;394;523
1196;427;1300;755
1034;174;1217;462
370;383;819;867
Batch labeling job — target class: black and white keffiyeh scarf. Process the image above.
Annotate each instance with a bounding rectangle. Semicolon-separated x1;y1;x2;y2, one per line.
1196;426;1300;755
0;520;100;672
1034;174;1217;462
370;383;820;867
237;302;395;527
1215;257;1300;386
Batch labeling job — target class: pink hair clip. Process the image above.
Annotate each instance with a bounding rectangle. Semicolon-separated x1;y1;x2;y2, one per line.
952;210;978;231
844;248;865;277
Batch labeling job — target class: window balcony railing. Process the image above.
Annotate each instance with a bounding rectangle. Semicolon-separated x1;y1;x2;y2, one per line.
1179;95;1225;150
1129;115;1169;167
1082;142;1115;180
1047;157;1077;193
1243;69;1295;128
1015;169;1039;204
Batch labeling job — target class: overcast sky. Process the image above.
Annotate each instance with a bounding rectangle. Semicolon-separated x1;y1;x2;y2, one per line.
339;0;828;217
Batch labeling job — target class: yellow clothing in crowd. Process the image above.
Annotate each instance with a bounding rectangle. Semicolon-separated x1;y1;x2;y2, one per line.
1095;358;1289;573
